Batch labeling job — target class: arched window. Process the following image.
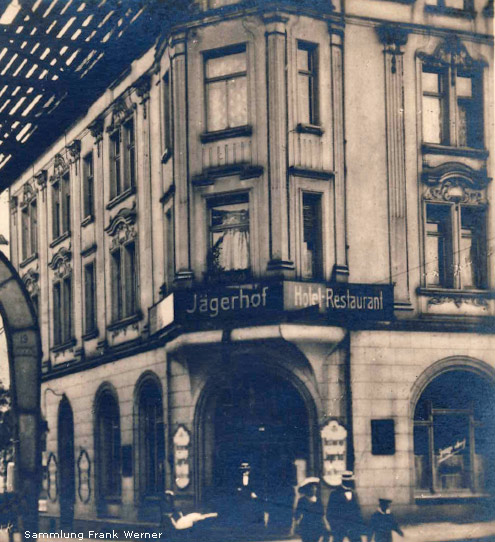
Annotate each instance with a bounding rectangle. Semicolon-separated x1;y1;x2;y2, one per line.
137;379;164;498
414;370;495;495
95;389;121;512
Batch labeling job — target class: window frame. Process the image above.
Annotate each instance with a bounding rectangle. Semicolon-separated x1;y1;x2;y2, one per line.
109;116;136;202
162;70;173;163
51;172;71;241
83;260;98;337
110;240;138;324
421;62;484;150
297;41;320;128
21;197;38;262
203;43;248;134
423;200;487;291
301;191;323;280
206;192;251;282
52;274;73;348
82;152;95;221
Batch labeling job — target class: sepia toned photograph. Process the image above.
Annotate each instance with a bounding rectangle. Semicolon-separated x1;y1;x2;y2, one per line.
0;0;493;540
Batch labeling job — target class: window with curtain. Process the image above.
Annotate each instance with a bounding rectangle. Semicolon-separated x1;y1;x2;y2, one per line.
209;197;250;278
205;45;247;132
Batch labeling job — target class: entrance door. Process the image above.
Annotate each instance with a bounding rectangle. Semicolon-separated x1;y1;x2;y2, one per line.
58;398;75;530
208;371;310;533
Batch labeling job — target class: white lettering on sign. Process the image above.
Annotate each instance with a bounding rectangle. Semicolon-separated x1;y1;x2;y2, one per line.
321;420;347;486
438;439;466;464
185;286;269;318
292;285;383;312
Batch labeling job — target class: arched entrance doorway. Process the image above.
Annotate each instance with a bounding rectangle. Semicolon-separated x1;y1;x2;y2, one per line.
58;397;75;530
199;367;315;534
413;368;495;495
0;251;41;533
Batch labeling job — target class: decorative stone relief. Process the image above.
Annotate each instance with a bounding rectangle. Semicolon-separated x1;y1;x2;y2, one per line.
427;296;489;308
47;453;58;502
49;246;72;278
35;170;48;191
105;204;137;251
106;96;136;133
50;153;69;184
77;449;91;503
21;181;36;207
66;139;81;164
22;268;40;297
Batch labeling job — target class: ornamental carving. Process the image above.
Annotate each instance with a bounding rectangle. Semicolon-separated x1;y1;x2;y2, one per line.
49;246;72;278
106;96;136;133
21;182;36;207
66;140;81;164
418;35;486;71
35;170;48;190
10;196;18;212
50;153;69;183
424;180;486;205
22;268;40;297
135;74;151;104
89;117;105;144
105;204;137;250
428;295;489;309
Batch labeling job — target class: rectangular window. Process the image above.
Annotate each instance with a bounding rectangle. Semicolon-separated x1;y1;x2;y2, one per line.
209;196;250;277
165;207;174;290
110;130;122;199
21;199;37;260
205;45;247;132
111;242;138;322
301;193;323;279
425;203;486;290
51;174;70;240
83;152;94;219
110;119;136;200
163;71;173;155
422;64;483;149
422;67;449;145
124;119;136;191
52;276;72;346
84;261;97;334
52;182;61;239
62;173;71;234
297;42;319;126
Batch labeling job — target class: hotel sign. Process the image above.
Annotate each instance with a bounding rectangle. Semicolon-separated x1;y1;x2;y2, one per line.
150;281;393;331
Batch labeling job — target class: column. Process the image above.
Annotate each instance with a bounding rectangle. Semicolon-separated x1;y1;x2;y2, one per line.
329;27;348;282
376;25;411;308
171;32;193;285
264;14;294;275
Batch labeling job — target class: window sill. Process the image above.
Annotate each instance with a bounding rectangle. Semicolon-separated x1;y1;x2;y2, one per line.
50;231;71;249
296;123;324;136
82;328;99;341
107;311;143;331
81;215;94;228
415;492;492;504
161;148;173;164
417;287;493;298
192;163;263;185
200;125;252;143
19;252;38;268
51;337;77;354
288;166;334;180
424;5;476;18
422;143;488;160
106;186;136;210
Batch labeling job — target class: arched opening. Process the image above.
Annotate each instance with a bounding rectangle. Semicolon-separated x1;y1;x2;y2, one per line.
413;369;495;495
58;396;75;530
94;387;121;517
135;376;164;520
198;367;314;534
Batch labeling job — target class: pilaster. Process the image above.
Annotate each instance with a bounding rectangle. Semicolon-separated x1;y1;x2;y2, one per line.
329;28;348;282
171;32;193;286
264;14;294;276
376;25;411;309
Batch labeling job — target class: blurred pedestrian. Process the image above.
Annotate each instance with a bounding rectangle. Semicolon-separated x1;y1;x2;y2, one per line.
325;471;366;542
369;498;403;542
293;477;327;542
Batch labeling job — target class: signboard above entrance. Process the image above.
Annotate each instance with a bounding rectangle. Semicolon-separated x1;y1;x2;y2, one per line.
150;280;394;332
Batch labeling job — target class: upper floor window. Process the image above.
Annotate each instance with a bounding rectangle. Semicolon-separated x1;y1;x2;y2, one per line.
297;42;319;126
301;193;323;279
53;274;73;346
111;240;138;322
83;152;95;219
421;38;484;150
208;195;250;279
110;118;135;200
425;202;486;290
84;261;97;335
21;197;37;261
52;172;71;240
425;0;474;13
204;45;247;133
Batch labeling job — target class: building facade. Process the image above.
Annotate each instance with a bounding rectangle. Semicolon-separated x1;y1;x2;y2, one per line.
6;0;495;532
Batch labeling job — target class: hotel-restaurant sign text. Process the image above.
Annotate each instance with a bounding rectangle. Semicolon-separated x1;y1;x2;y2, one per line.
151;281;394;331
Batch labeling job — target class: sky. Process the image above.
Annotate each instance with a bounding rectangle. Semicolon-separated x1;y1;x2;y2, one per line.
0;191;9;387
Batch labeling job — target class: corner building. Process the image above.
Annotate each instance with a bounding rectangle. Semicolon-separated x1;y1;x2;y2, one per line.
7;0;494;532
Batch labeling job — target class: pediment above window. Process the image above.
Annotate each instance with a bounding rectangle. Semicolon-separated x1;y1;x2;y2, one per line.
106;96;136;133
49;246;72;277
22;268;40;296
105;205;137;236
50;153;69;182
421;162;490;189
418;35;486;69
21;182;36;207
